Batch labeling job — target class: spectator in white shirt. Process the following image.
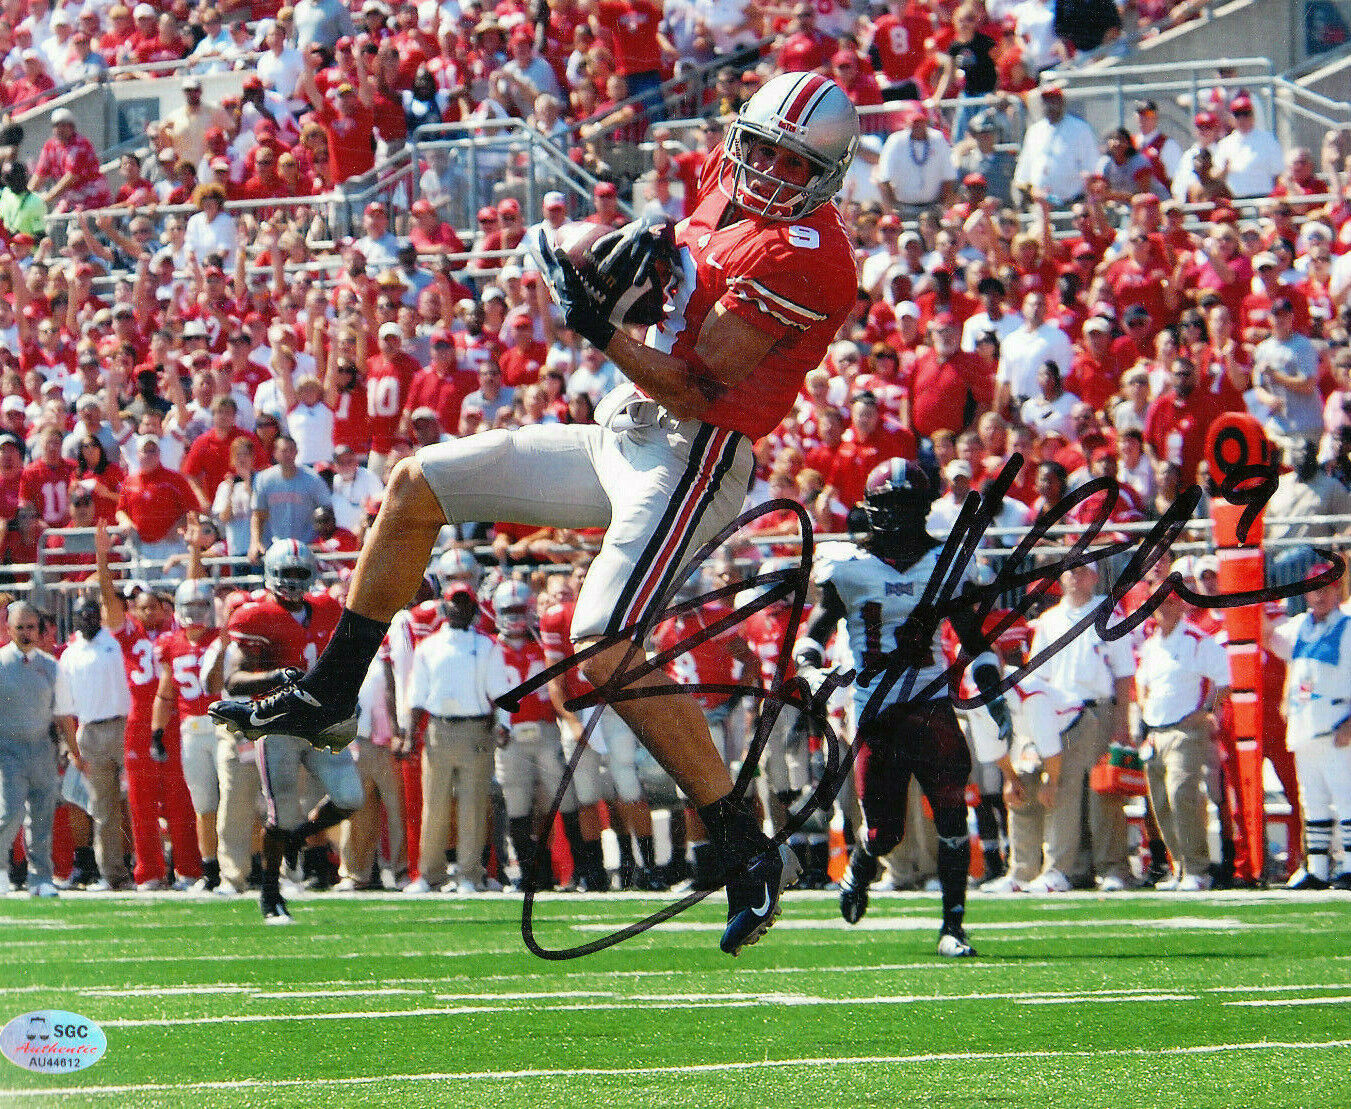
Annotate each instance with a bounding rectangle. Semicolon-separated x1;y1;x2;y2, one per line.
328;444;385;533
995;291;1074;413
1020;360;1081;438
961;275;1023;352
1214;93;1285;198
1135;588;1231;891
183;184;237;267
876;106;956;213
280;372;335;467
1013;85;1099;205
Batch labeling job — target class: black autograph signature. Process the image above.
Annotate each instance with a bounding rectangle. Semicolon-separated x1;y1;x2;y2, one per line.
501;451;1345;959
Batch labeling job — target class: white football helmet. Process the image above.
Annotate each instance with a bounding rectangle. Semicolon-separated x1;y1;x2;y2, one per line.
492;579;534;638
263;538;318;603
436;547;483;596
174;578;216;628
720;71;859;221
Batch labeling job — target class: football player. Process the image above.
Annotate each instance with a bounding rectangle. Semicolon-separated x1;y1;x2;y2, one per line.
793;460;1015;958
492;578;577;890
219;540;364;922
93;523;203;892
151;576;225;892
214;72;860;955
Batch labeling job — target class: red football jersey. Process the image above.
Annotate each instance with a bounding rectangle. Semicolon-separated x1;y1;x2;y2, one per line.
539;598;590;703
651;598;744;710
743;603;808;688
227;591;342;670
156;628;220;717
21;458;76;526
652;148;857;440
499;636;556;724
112;615;161;724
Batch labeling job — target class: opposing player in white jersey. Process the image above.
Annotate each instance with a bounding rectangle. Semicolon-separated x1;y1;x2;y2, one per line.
793;459;1013;957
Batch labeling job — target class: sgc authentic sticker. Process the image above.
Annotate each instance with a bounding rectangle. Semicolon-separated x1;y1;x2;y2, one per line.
0;1011;107;1073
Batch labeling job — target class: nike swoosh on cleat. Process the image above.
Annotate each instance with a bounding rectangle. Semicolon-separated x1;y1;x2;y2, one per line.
248;710;287;727
752;887;772;916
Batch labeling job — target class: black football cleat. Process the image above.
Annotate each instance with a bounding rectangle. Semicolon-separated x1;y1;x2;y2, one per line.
210;670;358;751
633;865;669;892
1286;868;1331;891
720;843;801;956
839;847;878;925
261;885;294;925
938;924;977;957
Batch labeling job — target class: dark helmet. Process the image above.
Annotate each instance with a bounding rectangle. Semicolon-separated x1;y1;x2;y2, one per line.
851;458;934;561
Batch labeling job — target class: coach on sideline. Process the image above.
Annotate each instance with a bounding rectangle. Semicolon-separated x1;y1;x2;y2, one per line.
0;602;81;898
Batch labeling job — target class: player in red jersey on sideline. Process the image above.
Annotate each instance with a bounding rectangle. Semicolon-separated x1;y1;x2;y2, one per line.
93;523;202;891
215;72;860;955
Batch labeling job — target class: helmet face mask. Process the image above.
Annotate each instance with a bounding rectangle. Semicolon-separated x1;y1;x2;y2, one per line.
436;548;482;597
174;578;216;629
719;72;859;221
859;458;933;562
263;539;317;603
492;579;533;637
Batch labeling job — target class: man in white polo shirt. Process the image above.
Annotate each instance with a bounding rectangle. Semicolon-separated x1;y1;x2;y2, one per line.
1135;587;1231;890
57;595;134;890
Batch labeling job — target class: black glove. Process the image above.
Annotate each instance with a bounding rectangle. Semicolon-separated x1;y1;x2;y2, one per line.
150;728;168;764
536;231;617;350
588;216;679;327
987;696;1013;749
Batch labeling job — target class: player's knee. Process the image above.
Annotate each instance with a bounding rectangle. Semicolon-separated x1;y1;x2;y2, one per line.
383;457;441;525
933;805;967;842
609;761;643;804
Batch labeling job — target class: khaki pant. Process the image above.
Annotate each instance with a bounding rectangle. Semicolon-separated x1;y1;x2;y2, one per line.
1007;768;1049;883
420;716;494;888
79;717;129;888
1045;702;1129;883
1145;723;1212;880
216;732;262;890
341;737;405;884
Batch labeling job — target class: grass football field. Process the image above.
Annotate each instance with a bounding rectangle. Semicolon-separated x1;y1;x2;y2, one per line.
2;888;1350;1108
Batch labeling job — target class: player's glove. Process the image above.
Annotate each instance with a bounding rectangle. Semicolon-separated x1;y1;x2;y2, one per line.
150;728;168;764
534;231;617;350
588;216;679;327
986;695;1013;750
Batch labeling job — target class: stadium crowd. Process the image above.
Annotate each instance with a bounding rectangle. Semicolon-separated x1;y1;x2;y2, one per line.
2;0;1351;904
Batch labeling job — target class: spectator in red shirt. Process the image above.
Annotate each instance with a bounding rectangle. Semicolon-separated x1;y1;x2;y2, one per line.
311;504;359;571
592;0;668;119
21;424;75;528
499;310;549;387
775;2;837;73
1068;315;1122;413
831;49;884;111
407;198;467;257
1143;356;1219;485
0;432;25;526
115;436;200;568
179;396;253;508
822;391;916;513
300;52;377;186
365;322;421;476
907;313;987;438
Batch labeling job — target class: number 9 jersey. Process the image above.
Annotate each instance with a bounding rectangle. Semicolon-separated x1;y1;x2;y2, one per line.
811;540;966;719
651;147;858;442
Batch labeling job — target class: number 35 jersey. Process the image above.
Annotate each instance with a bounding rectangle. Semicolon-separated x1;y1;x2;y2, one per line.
812;540;965;719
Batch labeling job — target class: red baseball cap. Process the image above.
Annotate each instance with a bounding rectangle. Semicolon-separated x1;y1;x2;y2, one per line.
594;181;617;198
1194;111;1219;128
497;197;520;216
411;198;434;215
1230;93;1253;112
364;201;386;217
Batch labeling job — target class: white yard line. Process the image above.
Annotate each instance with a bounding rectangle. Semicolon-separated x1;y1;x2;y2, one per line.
5;1040;1350;1098
1225;996;1351;1007
573;916;1261;933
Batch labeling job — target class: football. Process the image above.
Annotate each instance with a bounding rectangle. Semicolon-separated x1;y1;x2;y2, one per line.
551;220;674;326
